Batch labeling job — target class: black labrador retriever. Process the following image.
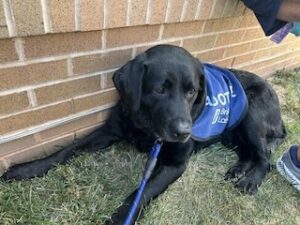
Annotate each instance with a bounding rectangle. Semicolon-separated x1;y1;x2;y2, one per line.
1;45;286;225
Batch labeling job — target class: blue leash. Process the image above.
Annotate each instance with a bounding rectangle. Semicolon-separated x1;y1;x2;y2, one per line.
124;140;163;225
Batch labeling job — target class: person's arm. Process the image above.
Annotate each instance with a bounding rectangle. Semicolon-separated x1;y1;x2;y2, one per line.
242;0;287;36
277;0;300;21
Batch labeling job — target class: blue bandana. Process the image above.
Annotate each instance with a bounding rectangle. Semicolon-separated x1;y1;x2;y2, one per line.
192;64;248;141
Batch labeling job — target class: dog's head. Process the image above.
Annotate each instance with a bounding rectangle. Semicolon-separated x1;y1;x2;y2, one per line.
113;45;206;142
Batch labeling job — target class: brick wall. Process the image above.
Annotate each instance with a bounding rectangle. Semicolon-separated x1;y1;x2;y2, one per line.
0;0;300;174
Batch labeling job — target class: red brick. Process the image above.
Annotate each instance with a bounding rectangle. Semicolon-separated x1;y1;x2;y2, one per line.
73;111;110;140
73;89;118;113
3;133;75;166
24;31;102;59
203;17;238;34
0;101;73;135
250;38;274;50
243;8;253;16
182;35;217;52
150;0;168;24
166;0;184;23
130;0;147;26
238;63;260;72
182;0;199;22
213;57;234;67
38;112;104;141
0;60;68;90
254;49;272;60
239;51;300;71
196;0;213;20
209;0;227;19
255;58;299;77
270;44;289;56
196;48;225;62
101;71;115;89
224;43;252;57
80;0;104;31
162;21;204;39
0;135;36;158
135;44;155;55
0;158;8;175
35;76;101;105
97;109;110;122
11;0;44;36
0;27;9;38
237;14;259;28
106;25;160;48
105;72;115;89
0;39;18;63
75;123;102;139
73;49;132;75
0;92;30;116
49;0;75;32
222;0;239;17
214;30;246;47
234;0;247;17
232;52;256;66
106;0;127;28
0;0;6;26
0;0;8;38
242;28;265;42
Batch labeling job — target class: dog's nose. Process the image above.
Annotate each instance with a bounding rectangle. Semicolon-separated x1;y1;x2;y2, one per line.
172;121;191;140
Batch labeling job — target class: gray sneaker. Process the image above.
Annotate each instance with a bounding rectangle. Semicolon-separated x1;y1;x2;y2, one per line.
276;147;300;191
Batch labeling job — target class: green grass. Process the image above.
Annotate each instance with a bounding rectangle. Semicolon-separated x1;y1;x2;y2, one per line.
1;69;300;225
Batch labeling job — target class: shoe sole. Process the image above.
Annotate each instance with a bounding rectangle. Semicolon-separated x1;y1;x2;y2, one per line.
276;156;300;191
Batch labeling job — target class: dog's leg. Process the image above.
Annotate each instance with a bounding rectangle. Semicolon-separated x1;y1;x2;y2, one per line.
227;115;271;194
224;131;253;181
105;140;194;225
1;108;123;181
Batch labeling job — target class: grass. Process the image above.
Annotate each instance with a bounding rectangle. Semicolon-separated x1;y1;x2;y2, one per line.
0;69;300;225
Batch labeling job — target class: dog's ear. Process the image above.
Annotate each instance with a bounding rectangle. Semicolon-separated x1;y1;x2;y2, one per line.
191;58;206;120
113;53;147;111
194;58;206;104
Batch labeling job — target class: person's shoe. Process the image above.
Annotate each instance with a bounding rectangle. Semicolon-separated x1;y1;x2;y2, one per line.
276;145;300;191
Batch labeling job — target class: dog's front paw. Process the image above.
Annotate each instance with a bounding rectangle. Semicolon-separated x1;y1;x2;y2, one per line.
225;161;252;181
233;162;270;195
104;204;133;225
234;166;268;194
104;213;128;225
104;216;123;225
234;174;260;195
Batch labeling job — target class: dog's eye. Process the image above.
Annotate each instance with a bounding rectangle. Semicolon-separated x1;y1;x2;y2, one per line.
155;87;166;94
187;88;196;97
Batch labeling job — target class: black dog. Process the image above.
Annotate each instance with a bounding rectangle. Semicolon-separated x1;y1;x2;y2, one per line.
1;45;286;225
